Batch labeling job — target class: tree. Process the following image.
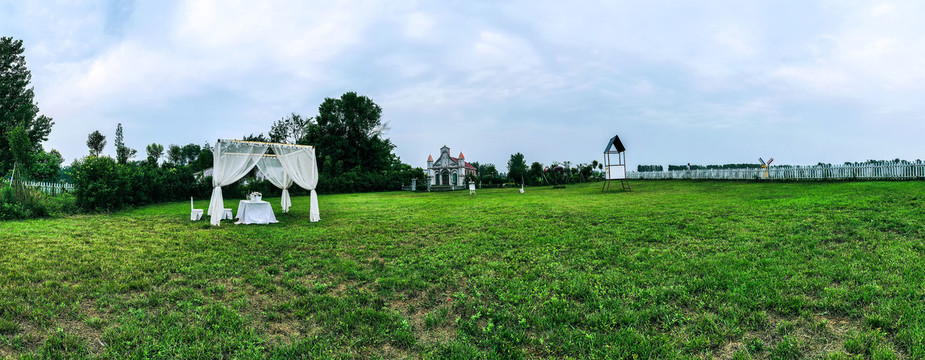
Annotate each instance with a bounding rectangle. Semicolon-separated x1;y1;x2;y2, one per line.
1;37;54;175
87;130;106;156
269;113;312;144
547;162;567;186
193;142;213;171
528;162;544;185
507;152;527;184
180;143;201;166
242;133;269;142
305;92;394;174
479;164;498;178
479;164;499;184
166;144;182;165
30;149;63;182
6;125;33;180
114;123;137;164
146;143;164;165
578;163;594;181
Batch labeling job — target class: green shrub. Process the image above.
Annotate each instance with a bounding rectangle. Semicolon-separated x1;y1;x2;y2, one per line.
0;182;50;219
73;156;124;212
0;201;29;220
73;156;209;213
44;192;77;216
317;167;426;194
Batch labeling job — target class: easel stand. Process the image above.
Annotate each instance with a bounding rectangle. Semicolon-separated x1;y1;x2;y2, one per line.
602;178;630;191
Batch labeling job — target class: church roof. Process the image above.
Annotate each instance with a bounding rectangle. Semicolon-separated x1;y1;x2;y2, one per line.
427;154;433;161
458;152;465;160
450;156;475;169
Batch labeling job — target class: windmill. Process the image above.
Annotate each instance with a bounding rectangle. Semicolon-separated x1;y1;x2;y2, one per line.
759;157;774;178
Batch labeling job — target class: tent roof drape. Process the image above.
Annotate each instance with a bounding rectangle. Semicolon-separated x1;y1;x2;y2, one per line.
219;139;314;149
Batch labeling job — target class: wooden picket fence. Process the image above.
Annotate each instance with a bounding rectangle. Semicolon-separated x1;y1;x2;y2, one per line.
629;163;925;181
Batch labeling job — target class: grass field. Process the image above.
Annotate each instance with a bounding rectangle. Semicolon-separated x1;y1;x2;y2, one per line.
1;180;924;359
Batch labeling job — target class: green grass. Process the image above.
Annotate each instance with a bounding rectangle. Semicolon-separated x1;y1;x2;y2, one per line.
1;180;924;359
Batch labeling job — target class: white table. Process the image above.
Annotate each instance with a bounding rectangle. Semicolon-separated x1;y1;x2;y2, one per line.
235;200;278;225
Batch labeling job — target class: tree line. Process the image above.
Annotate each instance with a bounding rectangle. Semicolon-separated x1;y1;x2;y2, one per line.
70;92;427;212
467;153;605;188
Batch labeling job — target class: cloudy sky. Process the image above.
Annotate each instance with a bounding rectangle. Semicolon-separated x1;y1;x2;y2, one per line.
3;0;925;170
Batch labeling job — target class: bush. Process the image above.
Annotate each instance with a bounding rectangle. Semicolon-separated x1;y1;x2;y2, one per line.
73;156;210;213
317;167;425;194
0;183;50;219
44;192;77;216
73;156;125;212
69;154;424;213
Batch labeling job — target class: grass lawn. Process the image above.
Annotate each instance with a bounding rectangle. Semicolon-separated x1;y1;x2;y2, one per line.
1;180;924;359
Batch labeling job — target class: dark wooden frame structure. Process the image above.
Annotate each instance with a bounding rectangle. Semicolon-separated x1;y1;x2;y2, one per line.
602;134;630;191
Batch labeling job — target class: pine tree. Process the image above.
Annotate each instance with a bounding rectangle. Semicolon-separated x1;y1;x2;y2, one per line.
115;123;137;164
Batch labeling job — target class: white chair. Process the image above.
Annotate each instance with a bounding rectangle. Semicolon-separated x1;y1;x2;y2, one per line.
469;183;476;195
190;197;204;221
222;208;233;220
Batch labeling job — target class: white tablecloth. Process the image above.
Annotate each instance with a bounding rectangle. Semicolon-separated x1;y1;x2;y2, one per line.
235;200;278;224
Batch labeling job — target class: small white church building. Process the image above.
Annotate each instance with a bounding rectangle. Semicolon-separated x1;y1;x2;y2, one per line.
427;145;477;187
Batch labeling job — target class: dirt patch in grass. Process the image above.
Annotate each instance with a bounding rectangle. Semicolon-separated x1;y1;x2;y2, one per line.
389;294;458;347
0;299;109;358
714;311;904;359
264;319;324;346
76;300;108;355
358;343;412;359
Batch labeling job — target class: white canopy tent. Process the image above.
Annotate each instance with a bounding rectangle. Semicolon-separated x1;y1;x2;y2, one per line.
207;139;320;226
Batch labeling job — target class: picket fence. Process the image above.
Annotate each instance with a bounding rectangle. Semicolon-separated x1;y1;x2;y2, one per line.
13;180;75;194
628;163;925;181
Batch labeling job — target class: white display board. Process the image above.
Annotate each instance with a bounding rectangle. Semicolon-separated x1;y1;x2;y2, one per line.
606;165;626;180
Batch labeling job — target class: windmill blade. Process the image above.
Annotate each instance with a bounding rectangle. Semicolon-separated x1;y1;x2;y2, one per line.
759;157;765;165
767;157;774;165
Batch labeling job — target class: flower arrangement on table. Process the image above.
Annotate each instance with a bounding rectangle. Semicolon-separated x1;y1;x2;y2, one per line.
249;192;262;201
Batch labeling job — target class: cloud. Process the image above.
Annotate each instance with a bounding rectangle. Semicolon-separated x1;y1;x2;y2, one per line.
771;2;925;97
401;12;436;40
5;0;925;166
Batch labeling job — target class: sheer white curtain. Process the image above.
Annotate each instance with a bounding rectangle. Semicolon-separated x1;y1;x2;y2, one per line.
256;156;294;212
208;140;268;225
272;145;320;222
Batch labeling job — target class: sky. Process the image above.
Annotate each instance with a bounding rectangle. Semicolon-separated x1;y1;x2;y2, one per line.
3;0;925;170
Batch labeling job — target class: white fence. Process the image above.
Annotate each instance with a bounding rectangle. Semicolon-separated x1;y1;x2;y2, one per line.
629;163;925;181
10;180;75;194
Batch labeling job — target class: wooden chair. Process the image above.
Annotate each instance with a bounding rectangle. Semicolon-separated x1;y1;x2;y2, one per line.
190;197;204;221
